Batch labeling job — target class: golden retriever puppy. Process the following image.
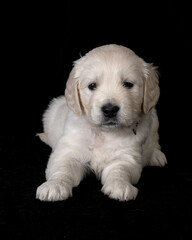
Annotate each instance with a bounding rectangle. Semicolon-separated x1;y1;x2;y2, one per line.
36;44;167;201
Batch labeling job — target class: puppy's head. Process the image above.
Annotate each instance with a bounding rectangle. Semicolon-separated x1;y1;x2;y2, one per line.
65;44;159;128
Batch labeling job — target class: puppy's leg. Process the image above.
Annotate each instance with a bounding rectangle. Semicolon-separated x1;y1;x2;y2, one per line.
36;149;86;201
147;112;167;167
149;141;167;167
101;158;142;201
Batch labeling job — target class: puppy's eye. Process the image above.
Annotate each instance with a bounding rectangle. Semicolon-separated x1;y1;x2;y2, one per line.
88;83;97;91
122;81;134;89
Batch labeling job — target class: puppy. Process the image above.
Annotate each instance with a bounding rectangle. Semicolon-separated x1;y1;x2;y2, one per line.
36;44;167;201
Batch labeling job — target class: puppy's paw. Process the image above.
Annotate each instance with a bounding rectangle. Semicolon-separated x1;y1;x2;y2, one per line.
150;148;167;167
102;180;138;201
36;179;72;201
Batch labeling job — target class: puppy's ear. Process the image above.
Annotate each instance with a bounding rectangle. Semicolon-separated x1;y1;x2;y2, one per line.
142;63;160;114
65;68;83;115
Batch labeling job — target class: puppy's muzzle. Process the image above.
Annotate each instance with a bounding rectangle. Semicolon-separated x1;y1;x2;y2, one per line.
101;103;120;118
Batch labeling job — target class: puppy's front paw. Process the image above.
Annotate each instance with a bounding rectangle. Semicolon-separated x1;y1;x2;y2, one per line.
102;180;138;201
36;179;72;201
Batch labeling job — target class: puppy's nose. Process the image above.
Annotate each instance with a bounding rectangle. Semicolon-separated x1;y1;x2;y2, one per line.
101;103;120;118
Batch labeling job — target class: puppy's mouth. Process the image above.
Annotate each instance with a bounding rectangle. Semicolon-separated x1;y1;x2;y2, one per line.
101;119;120;128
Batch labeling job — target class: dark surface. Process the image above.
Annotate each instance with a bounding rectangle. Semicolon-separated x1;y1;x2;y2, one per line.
1;1;192;239
1;135;191;239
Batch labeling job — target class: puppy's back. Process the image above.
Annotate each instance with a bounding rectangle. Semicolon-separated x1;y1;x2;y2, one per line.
42;96;69;148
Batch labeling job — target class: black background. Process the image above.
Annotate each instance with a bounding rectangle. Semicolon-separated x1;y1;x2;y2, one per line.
1;1;192;239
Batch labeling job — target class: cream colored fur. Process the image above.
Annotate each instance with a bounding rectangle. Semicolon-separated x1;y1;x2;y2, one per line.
36;44;167;201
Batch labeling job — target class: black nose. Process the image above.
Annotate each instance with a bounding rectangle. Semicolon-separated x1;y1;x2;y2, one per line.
101;103;120;118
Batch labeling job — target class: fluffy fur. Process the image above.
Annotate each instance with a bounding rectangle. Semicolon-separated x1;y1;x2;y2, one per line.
36;44;167;201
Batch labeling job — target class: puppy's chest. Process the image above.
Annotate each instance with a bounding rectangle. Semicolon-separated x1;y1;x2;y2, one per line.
87;130;133;162
88;133;117;151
